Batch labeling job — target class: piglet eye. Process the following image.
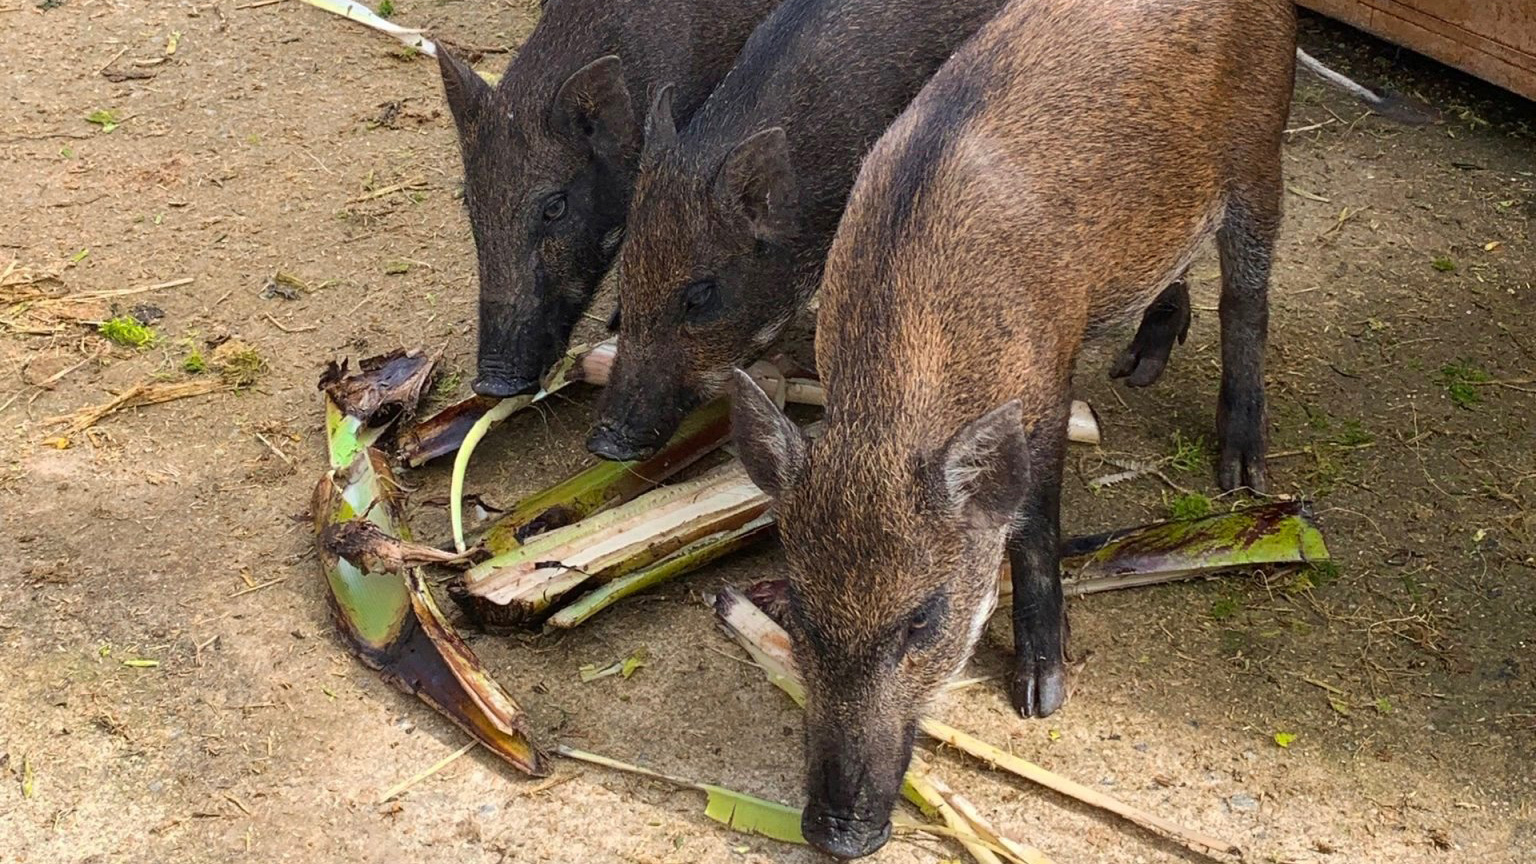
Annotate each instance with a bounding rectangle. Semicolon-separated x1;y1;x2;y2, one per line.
903;594;946;652
681;279;721;321
542;193;567;222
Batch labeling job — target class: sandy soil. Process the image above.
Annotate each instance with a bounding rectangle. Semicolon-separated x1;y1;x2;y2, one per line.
1;2;1533;863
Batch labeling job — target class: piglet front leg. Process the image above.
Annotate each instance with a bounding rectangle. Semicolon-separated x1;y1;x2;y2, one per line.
1007;398;1072;718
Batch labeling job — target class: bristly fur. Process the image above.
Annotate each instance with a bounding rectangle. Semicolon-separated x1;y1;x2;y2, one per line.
731;0;1297;857
589;0;1012;461
439;0;778;399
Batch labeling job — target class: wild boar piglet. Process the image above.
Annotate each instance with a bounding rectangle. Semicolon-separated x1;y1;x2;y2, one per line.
731;0;1298;856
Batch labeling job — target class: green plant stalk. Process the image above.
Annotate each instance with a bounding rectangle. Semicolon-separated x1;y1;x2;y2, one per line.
545;514;776;630
472;465;759;579
504;497;771;621
450;395;529;552
467;464;748;584
315;351;549;776
480;395;733;556
466;422;822;625
316;449;411;654
448;340;616;551
467;466;772;618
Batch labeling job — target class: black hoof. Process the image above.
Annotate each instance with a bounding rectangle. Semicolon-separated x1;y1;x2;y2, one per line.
1110;282;1192;388
1218;446;1268;494
471;374;539;398
1010;656;1068;719
585;425;658;462
803;813;893;860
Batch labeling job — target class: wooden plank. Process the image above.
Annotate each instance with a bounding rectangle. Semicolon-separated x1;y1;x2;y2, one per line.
1300;0;1536;102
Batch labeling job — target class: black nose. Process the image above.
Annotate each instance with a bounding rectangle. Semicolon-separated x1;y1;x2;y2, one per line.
585;423;659;462
471;373;539;398
802;812;893;860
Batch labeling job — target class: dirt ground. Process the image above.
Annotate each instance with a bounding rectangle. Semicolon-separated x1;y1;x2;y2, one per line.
2;2;1533;863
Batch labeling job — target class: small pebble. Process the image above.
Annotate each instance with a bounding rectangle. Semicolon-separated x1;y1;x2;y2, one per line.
1228;793;1260;812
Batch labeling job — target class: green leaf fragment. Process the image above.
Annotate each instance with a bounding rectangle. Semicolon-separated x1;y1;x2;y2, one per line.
122;658;159;668
620;648;648;679
85;110;120;133
1168;493;1212;521
701;786;807;845
580;648;649;682
1063;501;1331;593
70;247;90;263
1273;732;1297;748
99;315;157;348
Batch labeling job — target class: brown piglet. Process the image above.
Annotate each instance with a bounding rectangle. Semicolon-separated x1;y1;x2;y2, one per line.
729;0;1298;857
437;0;778;399
587;0;1013;462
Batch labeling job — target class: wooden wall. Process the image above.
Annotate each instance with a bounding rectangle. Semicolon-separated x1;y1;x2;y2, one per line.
1300;0;1536;101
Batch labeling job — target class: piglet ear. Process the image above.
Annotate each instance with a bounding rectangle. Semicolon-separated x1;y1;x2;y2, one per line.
438;47;493;133
934;401;1030;529
713;128;798;242
641;84;678;164
729;368;807;499
550;55;637;165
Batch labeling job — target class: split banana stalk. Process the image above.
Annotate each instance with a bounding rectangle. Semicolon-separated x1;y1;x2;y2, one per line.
464;462;776;618
543;498;1325;630
444;349;1102;625
1055;499;1329;594
423;339;1100;554
313;350;549;776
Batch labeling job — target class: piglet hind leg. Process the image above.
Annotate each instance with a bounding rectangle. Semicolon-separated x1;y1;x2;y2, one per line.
1109;278;1191;387
1007;399;1071;719
1215;185;1280;493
